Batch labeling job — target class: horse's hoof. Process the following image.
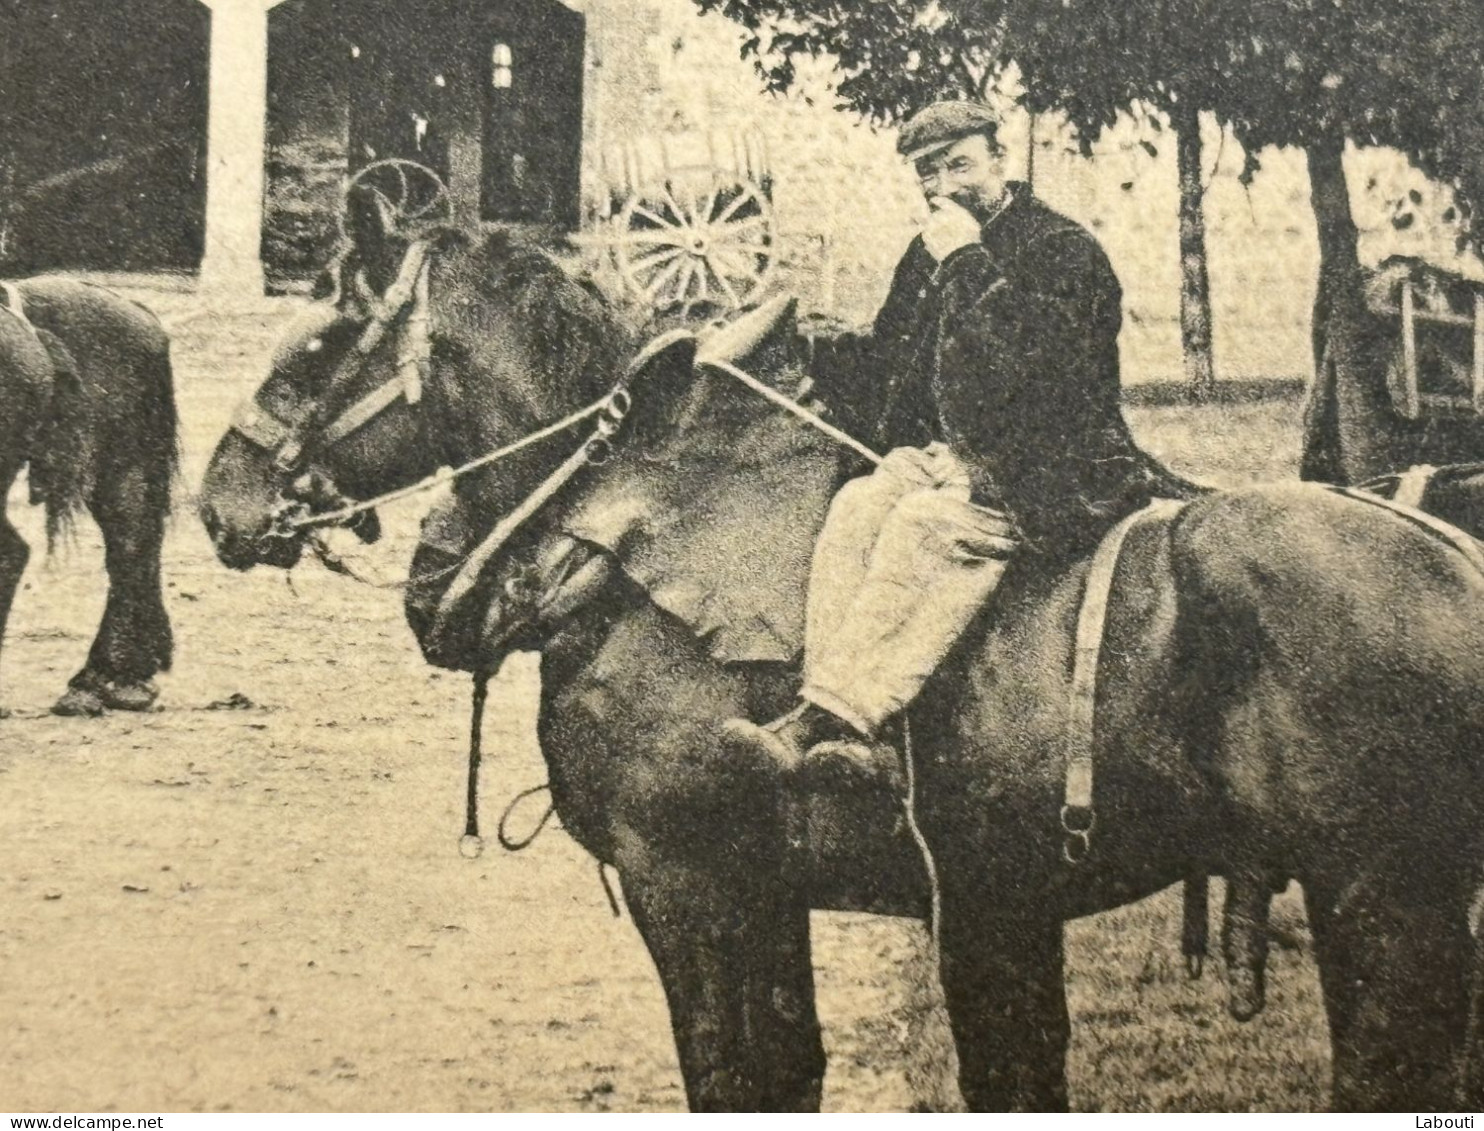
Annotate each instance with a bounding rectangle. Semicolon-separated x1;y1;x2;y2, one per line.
1226;968;1266;1022
99;680;160;712
51;687;106;717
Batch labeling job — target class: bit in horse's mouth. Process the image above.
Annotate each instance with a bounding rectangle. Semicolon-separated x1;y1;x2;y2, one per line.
213;531;304;573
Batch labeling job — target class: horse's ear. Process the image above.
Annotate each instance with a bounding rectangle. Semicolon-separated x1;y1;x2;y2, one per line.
343;186;408;298
621;332;705;451
696;296;799;369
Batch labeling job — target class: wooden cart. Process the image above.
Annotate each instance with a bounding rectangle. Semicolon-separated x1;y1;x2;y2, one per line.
589;129;776;316
1366;256;1484;419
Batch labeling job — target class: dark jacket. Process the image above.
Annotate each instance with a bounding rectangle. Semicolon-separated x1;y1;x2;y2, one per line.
813;183;1198;556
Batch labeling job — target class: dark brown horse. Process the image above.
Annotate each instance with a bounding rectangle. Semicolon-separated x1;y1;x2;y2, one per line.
0;277;177;715
198;207;1484;1112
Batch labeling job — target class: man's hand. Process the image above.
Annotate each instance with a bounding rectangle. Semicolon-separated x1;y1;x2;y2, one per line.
921;196;982;262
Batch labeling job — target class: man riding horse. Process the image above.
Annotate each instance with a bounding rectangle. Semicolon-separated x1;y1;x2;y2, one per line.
723;99;1200;782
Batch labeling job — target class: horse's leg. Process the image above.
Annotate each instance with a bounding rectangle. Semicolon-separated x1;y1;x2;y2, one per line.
937;898;1069;1112
1222;864;1272;1021
57;463;170;714
738;886;825;1111
1304;863;1474;1110
623;868;823;1111
0;493;30;718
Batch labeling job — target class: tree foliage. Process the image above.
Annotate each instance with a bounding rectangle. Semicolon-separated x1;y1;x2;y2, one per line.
692;0;1004;122
696;0;1484;244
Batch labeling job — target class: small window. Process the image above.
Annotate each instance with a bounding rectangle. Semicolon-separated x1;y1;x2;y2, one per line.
491;42;513;89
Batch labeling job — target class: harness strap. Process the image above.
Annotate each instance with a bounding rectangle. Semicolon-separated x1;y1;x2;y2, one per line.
1062;497;1188;864
400;255;431;405
0;281;27;326
320;372;416;447
231;399;295;452
425;405;625;653
1332;483;1484;575
1393;463;1440;510
0;282;47;352
275;241;433;469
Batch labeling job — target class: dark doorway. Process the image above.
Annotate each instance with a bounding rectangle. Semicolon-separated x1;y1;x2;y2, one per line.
342;0;457;185
0;0;208;273
339;0;584;231
479;0;584;228
266;0;350;287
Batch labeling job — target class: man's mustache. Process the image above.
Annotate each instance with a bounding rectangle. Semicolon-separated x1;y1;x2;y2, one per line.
927;190;991;220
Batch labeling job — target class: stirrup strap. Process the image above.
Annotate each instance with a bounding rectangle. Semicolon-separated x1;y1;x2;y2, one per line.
1062;498;1188;864
0;281;35;335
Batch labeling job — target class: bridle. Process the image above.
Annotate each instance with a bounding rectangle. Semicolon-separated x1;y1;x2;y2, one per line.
227;239;438;535
221;253;893;869
224;234;651;576
229;234;876;577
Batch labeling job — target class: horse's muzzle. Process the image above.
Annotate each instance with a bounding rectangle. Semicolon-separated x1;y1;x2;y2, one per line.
200;500;305;571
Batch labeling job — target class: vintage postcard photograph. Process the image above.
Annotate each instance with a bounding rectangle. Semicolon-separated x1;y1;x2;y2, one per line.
4;0;1484;1115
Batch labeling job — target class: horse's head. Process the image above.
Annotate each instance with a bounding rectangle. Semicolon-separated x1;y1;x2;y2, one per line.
405;296;851;671
199;187;632;571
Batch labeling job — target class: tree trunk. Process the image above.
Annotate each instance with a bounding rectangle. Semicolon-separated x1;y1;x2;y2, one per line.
1301;132;1392;483
1306;132;1363;375
1174;100;1216;395
1027;110;1037;192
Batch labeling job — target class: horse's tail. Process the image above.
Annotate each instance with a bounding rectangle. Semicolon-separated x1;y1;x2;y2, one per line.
28;326;90;550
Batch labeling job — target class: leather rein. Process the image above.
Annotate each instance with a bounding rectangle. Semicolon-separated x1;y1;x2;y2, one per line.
226;240;633;563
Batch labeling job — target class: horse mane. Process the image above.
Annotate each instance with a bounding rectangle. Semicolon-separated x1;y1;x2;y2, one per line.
323;221;634;414
462;227;636;407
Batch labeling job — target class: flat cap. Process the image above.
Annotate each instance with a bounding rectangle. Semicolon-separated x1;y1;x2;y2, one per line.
897;100;1002;162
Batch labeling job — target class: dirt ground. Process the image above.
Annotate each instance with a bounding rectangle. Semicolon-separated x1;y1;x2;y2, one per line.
2;286;1328;1113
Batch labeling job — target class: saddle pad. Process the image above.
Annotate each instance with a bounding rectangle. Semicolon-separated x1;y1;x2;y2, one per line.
563;409;840;664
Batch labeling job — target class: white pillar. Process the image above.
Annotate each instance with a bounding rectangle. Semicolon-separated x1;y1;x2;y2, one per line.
198;0;282;298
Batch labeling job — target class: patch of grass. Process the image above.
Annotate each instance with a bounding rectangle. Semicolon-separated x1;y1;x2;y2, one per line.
1063;885;1328;1112
1128;391;1306;488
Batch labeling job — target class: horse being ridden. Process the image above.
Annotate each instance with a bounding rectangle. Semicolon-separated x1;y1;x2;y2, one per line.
0;277;177;715
197;197;1484;1111
721;101;1203;788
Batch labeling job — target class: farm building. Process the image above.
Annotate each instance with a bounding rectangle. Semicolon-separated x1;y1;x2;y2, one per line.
1;0;1480;381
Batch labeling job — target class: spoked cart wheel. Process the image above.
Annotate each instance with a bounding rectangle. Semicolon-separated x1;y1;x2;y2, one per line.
343;158;452;233
613;172;774;314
